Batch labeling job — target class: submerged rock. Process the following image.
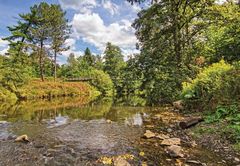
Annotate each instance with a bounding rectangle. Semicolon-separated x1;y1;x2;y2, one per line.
161;138;181;146
143;130;156;139
166;145;184;158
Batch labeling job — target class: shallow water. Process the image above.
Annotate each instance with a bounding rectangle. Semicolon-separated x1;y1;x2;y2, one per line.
0;97;155;165
0;97;230;166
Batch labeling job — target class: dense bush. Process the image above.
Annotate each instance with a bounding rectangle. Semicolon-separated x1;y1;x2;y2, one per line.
78;69;113;96
182;60;240;110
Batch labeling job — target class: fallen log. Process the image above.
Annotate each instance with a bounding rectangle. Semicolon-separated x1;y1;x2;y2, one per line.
179;117;203;129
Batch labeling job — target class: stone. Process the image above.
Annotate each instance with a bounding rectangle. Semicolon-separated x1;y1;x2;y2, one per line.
167;128;173;133
166;145;184;158
186;160;201;164
235;157;240;162
113;156;131;166
156;134;170;140
161;138;181;146
15;134;29;143
145;125;154;128
143;130;156;139
173;100;184;110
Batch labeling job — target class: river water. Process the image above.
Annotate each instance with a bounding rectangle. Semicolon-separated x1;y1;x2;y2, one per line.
0;97;230;166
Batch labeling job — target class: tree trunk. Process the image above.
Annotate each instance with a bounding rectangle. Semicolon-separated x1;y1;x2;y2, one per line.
54;50;57;82
39;41;44;82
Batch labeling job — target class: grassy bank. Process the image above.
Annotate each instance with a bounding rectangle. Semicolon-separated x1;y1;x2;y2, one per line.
0;79;101;101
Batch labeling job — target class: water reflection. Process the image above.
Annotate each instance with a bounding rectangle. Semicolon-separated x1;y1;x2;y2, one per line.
0;97;151;124
43;115;69;128
124;113;143;126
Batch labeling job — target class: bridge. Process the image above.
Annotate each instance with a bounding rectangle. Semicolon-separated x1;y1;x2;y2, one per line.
65;77;92;82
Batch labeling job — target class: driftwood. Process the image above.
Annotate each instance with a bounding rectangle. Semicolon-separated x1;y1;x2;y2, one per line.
179;117;203;129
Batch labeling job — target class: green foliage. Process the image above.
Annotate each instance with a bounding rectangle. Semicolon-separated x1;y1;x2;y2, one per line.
82;69;114;96
182;60;240;109
196;2;240;63
82;47;95;67
103;42;126;94
5;2;70;81
205;105;239;123
59;52;114;96
205;104;240;143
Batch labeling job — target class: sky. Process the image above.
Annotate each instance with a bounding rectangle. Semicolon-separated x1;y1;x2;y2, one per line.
0;0;147;63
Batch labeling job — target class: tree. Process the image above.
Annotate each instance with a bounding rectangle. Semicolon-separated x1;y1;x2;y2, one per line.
195;1;240;63
131;0;215;103
82;47;95;67
103;42;126;94
49;4;70;81
5;2;70;81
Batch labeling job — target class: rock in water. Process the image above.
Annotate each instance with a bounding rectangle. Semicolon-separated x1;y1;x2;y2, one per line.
15;134;30;143
166;145;184;158
143;130;156;139
161;138;181;146
113;156;131;166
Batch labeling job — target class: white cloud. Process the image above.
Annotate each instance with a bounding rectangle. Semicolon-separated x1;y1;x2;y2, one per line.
0;47;9;55
0;38;9;55
61;38;83;58
0;38;9;48
59;0;97;13
72;12;137;52
102;0;119;15
123;1;141;13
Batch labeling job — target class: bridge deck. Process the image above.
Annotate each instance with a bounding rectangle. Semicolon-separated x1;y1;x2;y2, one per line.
66;77;92;82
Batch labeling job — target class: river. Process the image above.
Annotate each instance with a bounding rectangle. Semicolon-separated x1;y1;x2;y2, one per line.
0;97;230;166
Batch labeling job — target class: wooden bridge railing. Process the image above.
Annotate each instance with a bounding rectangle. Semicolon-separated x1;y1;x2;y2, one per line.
65;77;92;82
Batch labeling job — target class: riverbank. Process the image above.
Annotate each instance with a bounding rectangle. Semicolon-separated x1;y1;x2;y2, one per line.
138;107;240;166
0;79;101;101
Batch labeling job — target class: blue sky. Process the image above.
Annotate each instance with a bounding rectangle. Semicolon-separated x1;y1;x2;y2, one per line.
0;0;147;63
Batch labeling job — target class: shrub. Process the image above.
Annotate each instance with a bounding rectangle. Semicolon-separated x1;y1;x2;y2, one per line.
18;80;100;100
87;69;114;96
182;60;240;110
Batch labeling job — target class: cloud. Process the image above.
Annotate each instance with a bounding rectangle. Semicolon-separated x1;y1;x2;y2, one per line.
102;0;119;15
72;12;137;52
59;0;97;13
61;38;83;58
123;1;141;13
0;38;9;55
